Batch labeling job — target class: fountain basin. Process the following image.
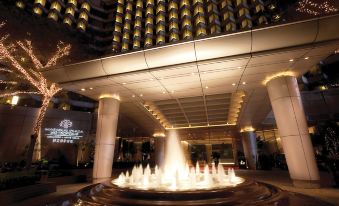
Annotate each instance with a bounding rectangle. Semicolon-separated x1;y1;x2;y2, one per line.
70;179;332;206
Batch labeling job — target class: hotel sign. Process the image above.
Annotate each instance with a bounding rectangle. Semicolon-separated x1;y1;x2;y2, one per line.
44;119;84;144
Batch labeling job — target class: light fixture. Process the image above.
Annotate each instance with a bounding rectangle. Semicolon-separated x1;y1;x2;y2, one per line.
166;123;236;130
262;71;295;85
81;88;85;91
203;71;207;74
242;82;246;85
232;83;236;86
140;94;143;97
122;82;126;85
237;66;242;69
162;91;166;94
304;57;309;60
99;94;120;100
191;72;195;75
11;96;19;106
150;78;154;81
132;94;135;98
89;87;93;90
205;86;209;89
289;59;294;62
171;90;174;93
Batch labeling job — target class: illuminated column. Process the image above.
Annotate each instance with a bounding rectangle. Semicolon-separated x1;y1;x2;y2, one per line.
77;2;90;32
33;0;46;16
180;0;193;40
267;76;320;188
144;0;155;47
205;144;212;164
236;0;253;29
122;0;133;51
232;137;238;165
93;96;120;181
207;0;221;34
181;141;191;164
220;0;237;32
134;141;143;162
156;0;166;45
251;0;267;25
112;0;124;52
64;1;76;27
168;0;179;42
48;1;61;21
193;0;207;37
241;130;257;170
133;0;143;49
154;133;165;168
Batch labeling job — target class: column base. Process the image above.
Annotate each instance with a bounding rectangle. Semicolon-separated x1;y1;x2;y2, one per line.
292;179;320;189
92;177;112;184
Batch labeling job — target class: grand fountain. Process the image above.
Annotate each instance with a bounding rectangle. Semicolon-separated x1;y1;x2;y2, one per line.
66;131;331;206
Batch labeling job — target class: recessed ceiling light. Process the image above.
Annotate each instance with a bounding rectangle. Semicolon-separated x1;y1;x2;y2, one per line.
304;57;309;60
191;72;195;75
132;95;135;98
89;87;93;90
232;83;236;86
171;90;174;93
237;66;242;69
81;88;85;91
122;82;126;85
242;82;246;85
289;59;294;62
140;94;143;97
162;91;166;94
150;78;154;81
205;86;209;89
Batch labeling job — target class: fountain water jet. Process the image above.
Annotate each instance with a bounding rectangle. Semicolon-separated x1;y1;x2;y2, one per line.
112;131;243;191
69;131;331;205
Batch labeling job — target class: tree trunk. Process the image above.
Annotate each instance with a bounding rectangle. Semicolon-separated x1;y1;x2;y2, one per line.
25;96;50;169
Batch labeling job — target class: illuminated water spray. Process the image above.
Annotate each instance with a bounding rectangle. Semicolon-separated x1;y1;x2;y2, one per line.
112;131;244;191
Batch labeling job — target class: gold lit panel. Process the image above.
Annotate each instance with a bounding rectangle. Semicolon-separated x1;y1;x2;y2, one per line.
18;0;271;53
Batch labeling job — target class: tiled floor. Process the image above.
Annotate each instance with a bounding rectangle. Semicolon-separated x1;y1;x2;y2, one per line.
12;169;339;206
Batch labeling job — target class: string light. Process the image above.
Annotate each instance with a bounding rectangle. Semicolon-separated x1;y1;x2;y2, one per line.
0;21;71;134
296;0;338;16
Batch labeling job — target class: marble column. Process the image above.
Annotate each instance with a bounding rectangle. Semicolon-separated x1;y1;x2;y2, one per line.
154;135;165;168
93;97;120;182
181;141;191;164
134;141;143;162
241;131;257;170
267;75;319;188
205;144;212;164
232;138;238;165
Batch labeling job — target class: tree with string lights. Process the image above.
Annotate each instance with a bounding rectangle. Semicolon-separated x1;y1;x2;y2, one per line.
0;21;71;168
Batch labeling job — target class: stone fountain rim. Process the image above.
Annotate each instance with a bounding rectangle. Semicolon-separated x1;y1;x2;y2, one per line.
104;177;252;194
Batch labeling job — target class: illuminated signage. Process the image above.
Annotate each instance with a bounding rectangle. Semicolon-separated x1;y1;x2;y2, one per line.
44;119;84;144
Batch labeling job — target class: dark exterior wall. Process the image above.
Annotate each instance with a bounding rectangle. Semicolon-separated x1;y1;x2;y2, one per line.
0;105;93;164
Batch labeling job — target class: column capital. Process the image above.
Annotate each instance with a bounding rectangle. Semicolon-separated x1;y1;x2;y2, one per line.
263;71;295;85
153;132;165;138
240;126;255;133
99;93;120;101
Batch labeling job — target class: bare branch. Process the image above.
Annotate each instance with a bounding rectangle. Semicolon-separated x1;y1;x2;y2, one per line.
44;41;71;68
17;40;43;70
0;41;41;90
0;91;41;98
0;68;13;73
0;80;17;85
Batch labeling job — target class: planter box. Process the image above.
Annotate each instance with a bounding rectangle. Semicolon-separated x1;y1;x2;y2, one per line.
0;182;56;205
